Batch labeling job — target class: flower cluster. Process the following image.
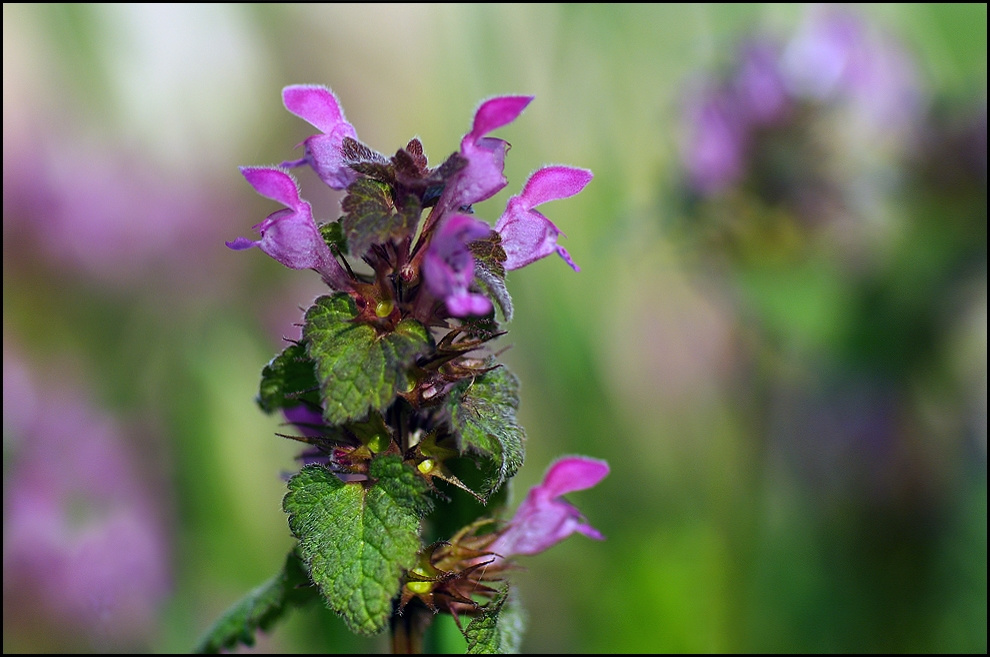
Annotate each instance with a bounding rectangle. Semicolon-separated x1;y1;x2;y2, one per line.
3;352;170;648
228;86;592;319
680;5;921;196
210;84;606;651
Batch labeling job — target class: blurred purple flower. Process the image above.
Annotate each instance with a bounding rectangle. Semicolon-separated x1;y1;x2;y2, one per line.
733;40;791;126
279;84;360;190
782;6;865;101
782;6;923;132
226;166;352;290
440;96;534;212
679;7;924;198
2;130;228;287
495;165;592;271
488;455;609;559
422;213;494;317
681;82;749;194
2;352;171;647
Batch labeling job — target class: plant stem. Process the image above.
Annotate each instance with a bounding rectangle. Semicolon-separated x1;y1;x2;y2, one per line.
390;604;431;654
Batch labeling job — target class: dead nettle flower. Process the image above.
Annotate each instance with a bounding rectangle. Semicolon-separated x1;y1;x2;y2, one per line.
438;95;534;214
421;163;592;316
680;80;750;195
401;455;609;620
228;84;591;321
225;166;351;290
488;455;609;559
495;165;593;272
781;5;923;134
2;354;171;647
422;213;494;317
420;100;592;315
279;84;360;190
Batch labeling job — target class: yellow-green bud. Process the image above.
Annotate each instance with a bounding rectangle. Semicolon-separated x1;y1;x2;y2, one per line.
367;433;389;453
405;580;433;594
375;299;394;318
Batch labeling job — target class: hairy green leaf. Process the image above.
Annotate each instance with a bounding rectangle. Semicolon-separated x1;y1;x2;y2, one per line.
341;178;396;257
304;294;432;425
257;342;321;414
340;177;421;258
464;589;527;654
474;265;513;323
320;221;349;254
192;551;317;653
446;364;525;499
283;457;432;635
471;233;512;322
469;233;507;279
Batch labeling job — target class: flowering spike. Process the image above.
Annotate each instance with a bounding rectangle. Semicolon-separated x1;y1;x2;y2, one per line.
279;84;359;190
227;166;351;290
494;165;593;271
220;84;602;650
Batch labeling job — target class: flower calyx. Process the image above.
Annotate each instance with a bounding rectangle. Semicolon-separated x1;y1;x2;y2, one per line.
399;538;505;627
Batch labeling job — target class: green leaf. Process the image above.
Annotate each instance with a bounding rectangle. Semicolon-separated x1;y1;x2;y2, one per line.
320;221;348;254
257;342;321;414
446;364;525;499
283;457;433;635
464;589;527;654
192;550;317;653
341;178;394;257
304;293;432;425
340;178;421;257
469;233;506;279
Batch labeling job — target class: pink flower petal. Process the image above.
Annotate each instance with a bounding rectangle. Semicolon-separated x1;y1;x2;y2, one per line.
422;214;493;317
539;455;610;498
518;166;593;208
282;85;349;134
240;166;303;209
469;96;534;141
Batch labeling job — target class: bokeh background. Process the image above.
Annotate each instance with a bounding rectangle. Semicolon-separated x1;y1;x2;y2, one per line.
3;3;986;653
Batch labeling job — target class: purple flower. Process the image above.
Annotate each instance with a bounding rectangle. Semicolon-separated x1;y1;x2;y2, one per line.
488;455;609;559
226;166;351;290
782;6;867;101
441;95;534;211
282;403;326;439
3;352;171;647
279;84;360;190
782;6;922;132
733;40;791;126
680;82;748;195
422;213;493;317
495;165;592;271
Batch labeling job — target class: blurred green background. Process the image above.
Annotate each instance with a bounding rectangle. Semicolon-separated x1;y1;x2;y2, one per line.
3;3;985;653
